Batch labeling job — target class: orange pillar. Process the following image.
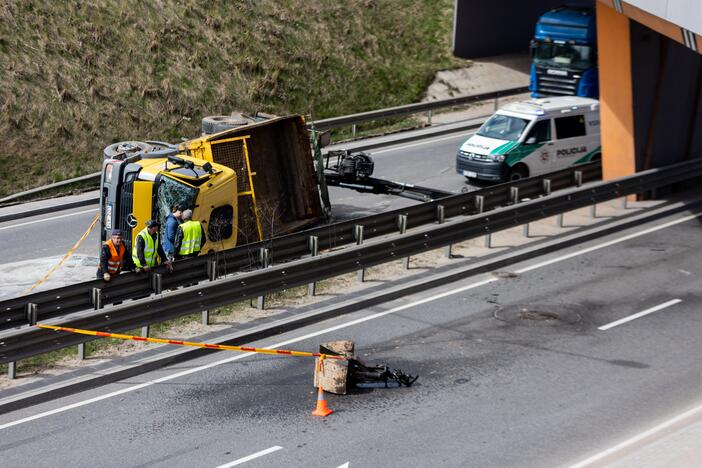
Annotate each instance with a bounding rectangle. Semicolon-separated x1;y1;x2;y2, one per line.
597;3;637;179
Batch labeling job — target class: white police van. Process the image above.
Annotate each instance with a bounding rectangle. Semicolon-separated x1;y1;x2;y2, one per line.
456;96;600;182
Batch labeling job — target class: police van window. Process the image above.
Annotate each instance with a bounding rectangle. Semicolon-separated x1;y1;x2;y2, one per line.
526;119;551;143
477;114;530;141
555;115;587;139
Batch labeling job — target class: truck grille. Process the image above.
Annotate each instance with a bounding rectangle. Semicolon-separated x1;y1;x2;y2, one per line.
118;180;135;248
535;66;580;96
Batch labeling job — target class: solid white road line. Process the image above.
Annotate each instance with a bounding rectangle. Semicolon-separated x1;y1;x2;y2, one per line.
598;299;682;331
568;402;702;467
0;277;499;431
215;446;283;468
514;214;701;274
0;212;698;430
370;133;470;155
0;208;97;231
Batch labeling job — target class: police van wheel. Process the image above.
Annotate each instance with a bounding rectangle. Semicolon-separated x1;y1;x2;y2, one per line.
507;165;528;181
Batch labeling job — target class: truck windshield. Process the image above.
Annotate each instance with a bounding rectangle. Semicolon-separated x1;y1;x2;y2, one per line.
533;41;594;69
477;114;530;141
155;176;198;227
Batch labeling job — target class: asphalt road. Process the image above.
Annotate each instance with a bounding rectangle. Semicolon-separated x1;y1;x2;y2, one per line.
0;130;475;298
328;132;476;219
1;210;700;467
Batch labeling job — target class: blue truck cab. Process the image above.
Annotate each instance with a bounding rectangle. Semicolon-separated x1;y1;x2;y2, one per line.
530;7;598;98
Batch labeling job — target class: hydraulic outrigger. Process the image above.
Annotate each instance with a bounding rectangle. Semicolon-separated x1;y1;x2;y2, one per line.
323;149;452;203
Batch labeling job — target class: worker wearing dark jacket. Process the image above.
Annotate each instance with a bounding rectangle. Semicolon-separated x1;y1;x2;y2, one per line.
174;209;206;259
97;229;134;281
163;204;184;261
132;219;172;272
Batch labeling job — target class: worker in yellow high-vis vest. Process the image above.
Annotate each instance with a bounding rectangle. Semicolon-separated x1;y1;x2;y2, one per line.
174;209;207;260
132;219;173;273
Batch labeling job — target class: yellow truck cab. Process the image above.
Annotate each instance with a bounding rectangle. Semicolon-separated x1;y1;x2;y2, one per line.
100;142;238;254
99;113;324;258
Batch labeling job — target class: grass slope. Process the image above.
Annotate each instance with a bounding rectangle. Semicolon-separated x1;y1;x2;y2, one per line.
0;0;461;196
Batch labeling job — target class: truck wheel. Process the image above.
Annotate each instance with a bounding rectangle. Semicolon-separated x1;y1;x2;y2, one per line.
103;141;153;160
507;165;528;181
202;115;250;134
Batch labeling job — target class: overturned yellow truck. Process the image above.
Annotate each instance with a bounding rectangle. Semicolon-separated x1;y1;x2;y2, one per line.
99;114;324;253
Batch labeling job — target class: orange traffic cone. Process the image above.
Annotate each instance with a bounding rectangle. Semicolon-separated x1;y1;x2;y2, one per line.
311;386;333;417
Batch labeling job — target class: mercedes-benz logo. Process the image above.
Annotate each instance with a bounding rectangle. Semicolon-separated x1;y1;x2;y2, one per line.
126;213;138;228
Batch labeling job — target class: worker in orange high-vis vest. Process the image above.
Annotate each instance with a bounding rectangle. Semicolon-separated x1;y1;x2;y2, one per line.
97;229;134;282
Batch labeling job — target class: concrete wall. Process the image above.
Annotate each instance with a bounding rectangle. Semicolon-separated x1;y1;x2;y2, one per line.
452;0;594;59
631;21;702;170
597;3;637;181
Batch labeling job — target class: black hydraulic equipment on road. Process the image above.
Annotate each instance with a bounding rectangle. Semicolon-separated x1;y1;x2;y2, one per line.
323;150;452;202
314;341;418;394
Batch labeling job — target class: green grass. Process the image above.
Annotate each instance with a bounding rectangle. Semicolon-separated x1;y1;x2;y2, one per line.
0;0;462;197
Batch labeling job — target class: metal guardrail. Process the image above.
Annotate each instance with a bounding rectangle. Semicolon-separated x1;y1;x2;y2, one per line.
0;162;600;333
0;197;100;224
0;172;101;205
0;86;528;207
312;86;529;131
3;157;701;365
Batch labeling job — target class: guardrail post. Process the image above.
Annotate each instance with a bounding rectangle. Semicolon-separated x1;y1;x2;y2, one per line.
91;287;103;310
574;170;583;187
475;195;491;247
202;259;218;325
26;302;38;326
397;215;410;269
355;225;365;282
352;124;357;138
494;97;499;112
436;205;445;224
308;236;319;296
436;204;452;257
397;214;408;233
622;195;629;209
590;202;597;218
257;248;270;309
427;109;433;126
8;362;16;379
475;195;484;213
557;213;565;228
207;259;218;281
511;185;530;236
510;186;519;204
141;326;149;338
78;343;86;360
542;179;551;196
152;273;163;295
